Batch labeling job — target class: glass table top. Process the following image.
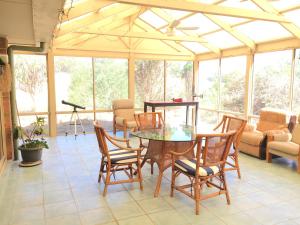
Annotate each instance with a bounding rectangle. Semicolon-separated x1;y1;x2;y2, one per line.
131;125;214;142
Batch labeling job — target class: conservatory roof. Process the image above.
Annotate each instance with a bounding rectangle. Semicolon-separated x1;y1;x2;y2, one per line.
52;0;300;58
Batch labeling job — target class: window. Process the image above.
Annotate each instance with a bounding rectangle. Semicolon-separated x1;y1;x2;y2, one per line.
293;49;300;113
220;56;246;113
252;50;292;115
94;58;128;109
14;54;49;134
54;56;93;111
14;54;48;113
198;59;219;109
135;60;164;108
166;61;193;101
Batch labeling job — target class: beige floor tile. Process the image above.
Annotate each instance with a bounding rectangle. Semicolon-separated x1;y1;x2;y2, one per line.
105;190;135;205
46;213;81;225
138;197;172;213
10;219;46;225
45;200;77;219
109;201;145;220
219;212;262;225
44;189;74;204
79;208;115;225
118;215;154;225
76;196;108;212
10;206;44;224
13;191;44;208
148;209;191;225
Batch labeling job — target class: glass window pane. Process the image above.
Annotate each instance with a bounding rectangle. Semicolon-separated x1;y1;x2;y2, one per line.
135;60;164;108
220;56;246;113
252;50;292;115
166;61;193;101
14;54;48;113
19;115;49;136
198;59;219;109
293;49;300;113
94;58;128;109
54;56;93;111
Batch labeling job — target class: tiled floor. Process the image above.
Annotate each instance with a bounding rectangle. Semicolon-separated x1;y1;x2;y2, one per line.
1;134;300;225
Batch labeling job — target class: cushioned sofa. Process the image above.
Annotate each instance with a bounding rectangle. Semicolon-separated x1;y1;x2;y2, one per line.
239;109;296;159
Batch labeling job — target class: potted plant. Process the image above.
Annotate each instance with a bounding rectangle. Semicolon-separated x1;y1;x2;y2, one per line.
14;116;48;167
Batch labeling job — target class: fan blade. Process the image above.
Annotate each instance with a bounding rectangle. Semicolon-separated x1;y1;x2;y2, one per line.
177;26;199;30
169;20;180;28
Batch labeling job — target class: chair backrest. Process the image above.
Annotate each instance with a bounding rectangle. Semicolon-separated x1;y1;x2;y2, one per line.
195;131;236;169
291;116;300;145
256;109;289;132
134;112;164;130
112;99;135;120
94;121;110;157
214;115;247;149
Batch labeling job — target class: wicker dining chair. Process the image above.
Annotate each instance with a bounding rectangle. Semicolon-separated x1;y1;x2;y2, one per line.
94;121;143;196
134;112;164;174
214;115;247;178
170;131;236;215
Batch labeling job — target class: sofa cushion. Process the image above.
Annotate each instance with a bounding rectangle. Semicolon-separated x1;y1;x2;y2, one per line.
112;99;134;110
114;109;135;120
115;117;137;128
268;141;299;156
241;131;264;146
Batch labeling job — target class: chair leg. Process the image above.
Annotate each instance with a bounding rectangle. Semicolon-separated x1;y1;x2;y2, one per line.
129;164;133;178
222;173;230;205
234;152;241;179
113;124;116;135
123;127;127;139
170;168;175;197
150;159;154;175
98;158;105;183
103;166;111;197
194;179;200;215
266;148;272;163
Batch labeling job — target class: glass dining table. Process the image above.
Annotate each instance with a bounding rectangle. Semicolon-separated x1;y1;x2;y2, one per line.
131;125;203;197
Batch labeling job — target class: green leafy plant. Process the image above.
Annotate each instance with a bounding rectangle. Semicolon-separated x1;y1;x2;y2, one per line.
14;116;49;150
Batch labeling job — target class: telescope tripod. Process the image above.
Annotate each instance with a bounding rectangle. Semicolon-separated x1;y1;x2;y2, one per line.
65;107;86;139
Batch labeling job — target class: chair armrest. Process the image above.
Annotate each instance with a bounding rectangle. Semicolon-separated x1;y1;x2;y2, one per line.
169;141;197;156
244;124;256;132
266;130;292;142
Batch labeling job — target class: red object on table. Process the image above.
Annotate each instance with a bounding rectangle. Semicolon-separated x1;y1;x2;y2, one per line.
172;98;183;102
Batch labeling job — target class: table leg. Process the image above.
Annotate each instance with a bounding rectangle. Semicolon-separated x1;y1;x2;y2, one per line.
144;104;147;112
186;106;190;125
154;141;165;197
152;106;155;112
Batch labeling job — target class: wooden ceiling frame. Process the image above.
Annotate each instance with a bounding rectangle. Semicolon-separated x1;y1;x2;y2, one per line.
112;0;289;22
250;0;300;39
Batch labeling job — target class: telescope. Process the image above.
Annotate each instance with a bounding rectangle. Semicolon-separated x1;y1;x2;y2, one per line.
62;100;85;110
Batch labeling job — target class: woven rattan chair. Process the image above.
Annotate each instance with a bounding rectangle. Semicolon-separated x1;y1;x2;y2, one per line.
170;131;236;215
94;121;143;196
214;115;247;178
134;112;164;174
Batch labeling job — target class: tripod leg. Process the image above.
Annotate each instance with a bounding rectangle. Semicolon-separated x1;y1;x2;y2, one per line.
66;112;75;136
76;111;86;135
74;112;78;139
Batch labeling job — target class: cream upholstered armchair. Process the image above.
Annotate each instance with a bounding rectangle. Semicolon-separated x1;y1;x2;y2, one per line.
266;116;300;173
112;99;137;138
239;109;296;159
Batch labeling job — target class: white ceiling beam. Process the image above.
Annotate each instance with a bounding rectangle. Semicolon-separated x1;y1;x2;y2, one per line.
204;14;256;49
112;0;290;22
61;0;114;22
250;0;300;39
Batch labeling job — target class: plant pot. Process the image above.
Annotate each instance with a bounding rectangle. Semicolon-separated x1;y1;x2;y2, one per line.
18;147;43;166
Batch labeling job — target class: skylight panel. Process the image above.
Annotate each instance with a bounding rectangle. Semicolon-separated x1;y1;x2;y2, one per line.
214;15;248;25
163;9;190;19
220;0;261;10
235;21;292;43
180;14;220;35
202;31;243;49
181;42;210;54
139;11;168;28
270;0;300;11
283;9;300;28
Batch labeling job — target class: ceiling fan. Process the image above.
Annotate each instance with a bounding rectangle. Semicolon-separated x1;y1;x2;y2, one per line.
166;20;199;36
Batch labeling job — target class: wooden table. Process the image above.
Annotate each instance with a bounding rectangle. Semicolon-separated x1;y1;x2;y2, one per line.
144;101;199;126
131;125;197;197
